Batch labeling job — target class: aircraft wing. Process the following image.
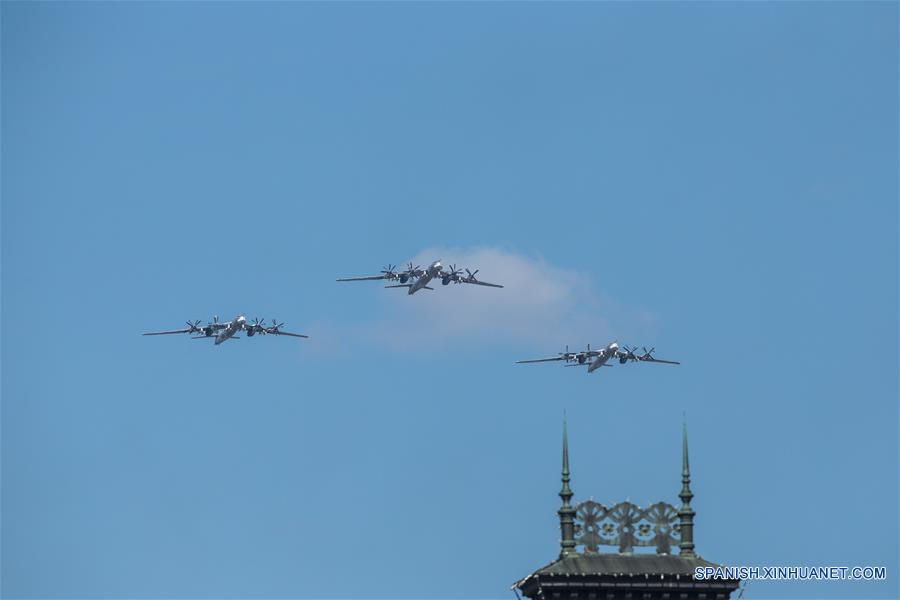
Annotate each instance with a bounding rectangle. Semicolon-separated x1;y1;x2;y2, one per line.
461;278;504;288
337;274;391;282
385;284;433;290
516;356;567;364
143;328;193;336
268;330;309;339
640;357;681;365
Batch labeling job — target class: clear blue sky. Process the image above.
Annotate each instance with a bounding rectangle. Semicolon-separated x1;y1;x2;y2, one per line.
2;3;897;599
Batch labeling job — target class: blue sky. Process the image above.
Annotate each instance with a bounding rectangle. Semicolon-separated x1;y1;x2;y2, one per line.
2;3;897;599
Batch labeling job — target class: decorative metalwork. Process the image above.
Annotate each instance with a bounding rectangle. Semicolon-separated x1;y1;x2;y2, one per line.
574;500;680;555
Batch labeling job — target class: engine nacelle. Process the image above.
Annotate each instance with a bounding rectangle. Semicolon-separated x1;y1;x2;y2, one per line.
441;276;451;285
246;329;255;337
577;355;587;364
399;274;409;284
203;328;215;337
619;356;628;364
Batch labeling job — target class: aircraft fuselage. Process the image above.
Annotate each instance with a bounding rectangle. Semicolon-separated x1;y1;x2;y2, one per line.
408;261;442;294
587;342;619;373
215;315;246;345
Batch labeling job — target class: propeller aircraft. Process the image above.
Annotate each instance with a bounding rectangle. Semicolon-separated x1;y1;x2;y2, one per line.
143;315;308;345
516;341;679;374
337;260;503;295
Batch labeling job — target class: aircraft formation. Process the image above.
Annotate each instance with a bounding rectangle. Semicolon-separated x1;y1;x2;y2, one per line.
142;256;679;376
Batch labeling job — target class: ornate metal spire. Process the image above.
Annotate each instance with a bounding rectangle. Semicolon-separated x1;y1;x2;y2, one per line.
678;417;696;556
558;415;577;558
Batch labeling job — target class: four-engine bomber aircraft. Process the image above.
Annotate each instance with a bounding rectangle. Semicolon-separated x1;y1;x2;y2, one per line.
337;260;503;295
516;341;679;373
143;315;308;345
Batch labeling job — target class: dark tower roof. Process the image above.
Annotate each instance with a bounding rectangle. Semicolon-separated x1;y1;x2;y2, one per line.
513;419;740;600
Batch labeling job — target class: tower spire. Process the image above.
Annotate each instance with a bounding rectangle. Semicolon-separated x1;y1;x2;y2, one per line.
558;414;577;558
678;417;696;556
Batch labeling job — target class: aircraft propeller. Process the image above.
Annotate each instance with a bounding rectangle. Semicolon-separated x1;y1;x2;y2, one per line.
186;320;202;333
445;264;462;276
381;264;398;278
199;315;220;336
440;264;464;284
619;345;638;363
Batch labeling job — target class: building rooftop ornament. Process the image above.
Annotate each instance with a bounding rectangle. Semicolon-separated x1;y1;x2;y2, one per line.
558;416;578;558
513;417;740;600
679;418;696;557
574;499;680;555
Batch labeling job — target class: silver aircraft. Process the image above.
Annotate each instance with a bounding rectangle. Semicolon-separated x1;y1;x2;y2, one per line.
516;342;679;373
143;315;308;345
337;260;503;295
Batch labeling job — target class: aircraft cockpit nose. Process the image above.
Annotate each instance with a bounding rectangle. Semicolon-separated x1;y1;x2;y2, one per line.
433;261;442;269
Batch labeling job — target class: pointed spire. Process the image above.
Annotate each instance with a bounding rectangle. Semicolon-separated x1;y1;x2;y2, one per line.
561;415;572;498
558;414;577;558
678;416;696;556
